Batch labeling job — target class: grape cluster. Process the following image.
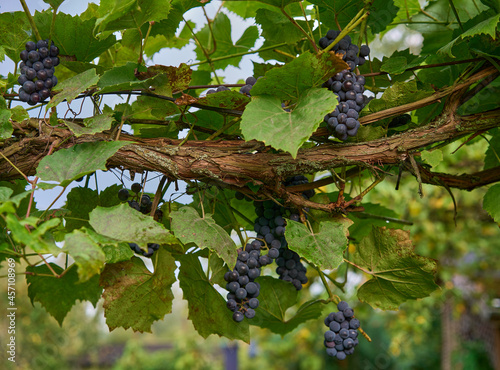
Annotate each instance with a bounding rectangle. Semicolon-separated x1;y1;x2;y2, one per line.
252;176;312;290
324;301;360;360
319;31;370;70
239;76;258;95
18;40;59;105
206;85;230;95
224;241;276;322
128;242;160;258
118;183;163;257
319;30;371;141
118;182;154;215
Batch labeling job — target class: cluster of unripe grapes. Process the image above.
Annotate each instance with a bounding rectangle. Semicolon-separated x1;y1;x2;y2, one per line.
18;40;59;105
319;30;371;141
118;183;163;258
324;301;360;360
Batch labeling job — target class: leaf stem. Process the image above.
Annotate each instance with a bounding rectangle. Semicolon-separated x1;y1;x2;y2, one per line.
19;0;41;40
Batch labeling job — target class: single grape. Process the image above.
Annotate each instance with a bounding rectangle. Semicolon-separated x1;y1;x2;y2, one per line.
226;299;238;311
25;41;36;51
17;74;28;85
245;308;256;319
28;51;39;62
18;89;30;102
118;188;130;201
37;70;48;81
232;311;244;322
23;81;35;94
20;50;28;61
131;183;142;193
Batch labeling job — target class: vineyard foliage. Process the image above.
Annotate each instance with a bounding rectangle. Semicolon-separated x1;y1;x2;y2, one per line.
0;0;499;345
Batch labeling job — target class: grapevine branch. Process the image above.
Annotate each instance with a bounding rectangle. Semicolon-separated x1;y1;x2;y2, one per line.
2;105;499;212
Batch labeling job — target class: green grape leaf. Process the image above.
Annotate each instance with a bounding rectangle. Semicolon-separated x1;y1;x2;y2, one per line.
380;56;408;75
36;141;129;187
63;113;114;137
26;264;102;326
197;90;250;111
47;69;100;109
367;0;399;34
85;228;134;263
421;149;443;168
483;183;500;224
194;13;259;70
0;96;12;139
0;12;31;63
177;253;250;342
99;250;176;332
96;0;171;32
6;215;61;255
43;0;65;9
98;184;123;208
348;202;402;241
89;204;178;249
350;227;439;310
170;206;238;268
64;187;99;232
96;62;167;94
10;105;29;122
438;12;500;57
253;0;302;7
250;276;325;335
134;63;192;97
241;88;337;158
255;8;313;45
484;129;500;169
367;80;434;113
63;229;106;282
224;1;276;18
208;252;229;287
34;11;117;62
249;51;347;101
285;219;351;270
311;0;397;34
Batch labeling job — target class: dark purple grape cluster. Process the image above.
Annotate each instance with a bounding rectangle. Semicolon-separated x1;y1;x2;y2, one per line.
224;241;276;322
323;70;366;140
118;182;154;215
324;301;360;360
128;242;160;258
318;30;370;71
118;183;163;257
319;30;371;141
239;76;258;95
252;176;312;290
18;40;59;105
206;85;230;95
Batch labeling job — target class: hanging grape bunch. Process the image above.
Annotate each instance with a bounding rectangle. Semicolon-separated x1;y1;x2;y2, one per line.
319;30;371;141
224;241;277;322
324;301;361;360
18;40;59;105
118;183;162;258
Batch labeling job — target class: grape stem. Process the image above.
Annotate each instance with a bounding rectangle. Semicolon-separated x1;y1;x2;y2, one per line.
316;267;338;302
19;0;42;40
